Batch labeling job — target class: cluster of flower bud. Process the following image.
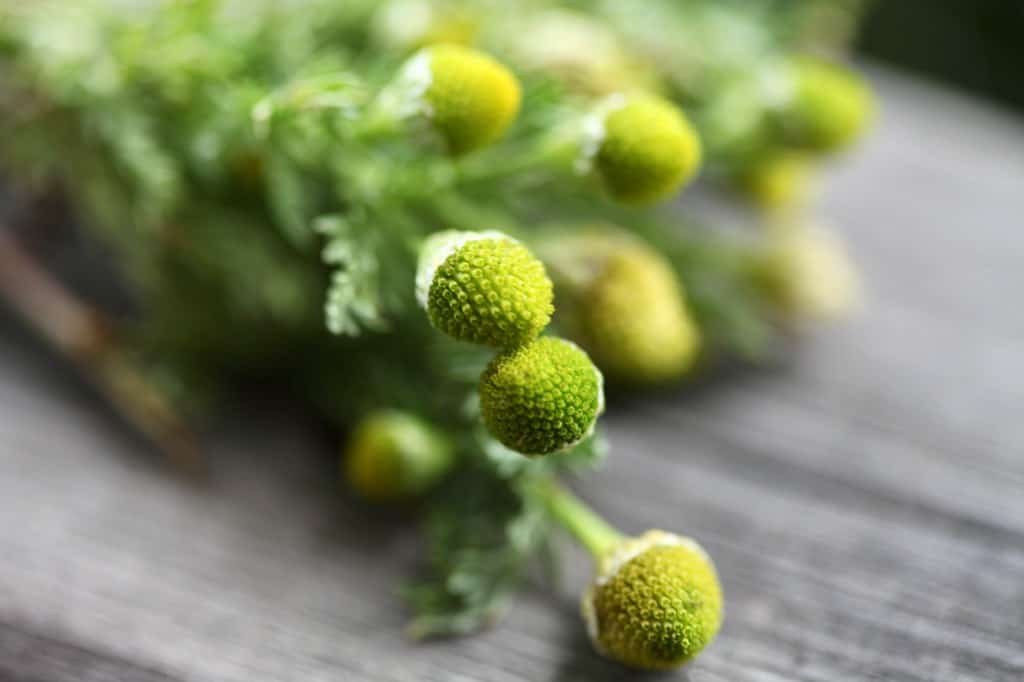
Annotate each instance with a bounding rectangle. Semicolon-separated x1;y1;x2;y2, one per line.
381;44;707;205
417;230;604;456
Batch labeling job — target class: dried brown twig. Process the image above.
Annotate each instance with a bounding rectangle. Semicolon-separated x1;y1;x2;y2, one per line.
0;229;204;476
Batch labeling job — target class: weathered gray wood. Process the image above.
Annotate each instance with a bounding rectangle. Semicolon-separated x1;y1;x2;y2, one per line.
0;619;181;682
1;67;1023;681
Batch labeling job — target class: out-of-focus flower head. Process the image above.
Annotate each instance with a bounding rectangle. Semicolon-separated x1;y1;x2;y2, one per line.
372;0;478;51
774;56;875;154
579;94;703;205
391;44;521;155
756;222;862;320
540;227;701;385
344;410;455;501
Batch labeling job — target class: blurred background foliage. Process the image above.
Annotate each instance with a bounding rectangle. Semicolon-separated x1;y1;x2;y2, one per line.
859;1;1024;113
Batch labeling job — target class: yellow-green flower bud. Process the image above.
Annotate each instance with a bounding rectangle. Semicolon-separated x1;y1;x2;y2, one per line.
582;530;723;670
582;250;699;384
480;337;604;456
778;58;874;153
542;230;699;385
756;223;861;320
581;94;702;205
398;44;521;155
738;153;817;211
417;230;554;348
344;410;455;502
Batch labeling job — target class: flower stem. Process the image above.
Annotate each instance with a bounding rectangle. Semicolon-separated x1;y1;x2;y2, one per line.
538;478;623;559
457;133;578;185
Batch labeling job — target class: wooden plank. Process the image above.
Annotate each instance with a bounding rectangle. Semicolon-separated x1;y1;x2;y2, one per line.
0;620;182;682
0;67;1023;681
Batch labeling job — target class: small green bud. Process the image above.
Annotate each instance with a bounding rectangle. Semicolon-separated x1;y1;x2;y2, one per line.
542;230;699;385
755;222;861;320
778;57;874;153
581;94;702;205
738;152;817;211
417;230;554;348
344;410;455;502
479;337;604;456
582;530;723;670
398;44;521;155
582;249;699;384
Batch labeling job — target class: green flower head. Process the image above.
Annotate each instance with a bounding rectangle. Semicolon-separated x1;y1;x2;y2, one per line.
344;410;455;502
578;247;700;385
738;152;816;211
581;94;702;205
583;530;723;670
417;230;554;348
755;222;861;321
399;44;521;155
779;57;874;153
540;228;700;385
480;336;604;456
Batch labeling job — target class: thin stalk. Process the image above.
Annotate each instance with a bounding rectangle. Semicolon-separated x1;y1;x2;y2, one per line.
538;477;622;559
457;133;579;186
0;231;203;477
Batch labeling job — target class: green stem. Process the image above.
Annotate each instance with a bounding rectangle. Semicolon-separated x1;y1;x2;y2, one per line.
353;107;402;141
457;133;578;185
538;478;623;559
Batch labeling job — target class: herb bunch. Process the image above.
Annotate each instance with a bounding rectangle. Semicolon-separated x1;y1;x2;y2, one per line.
0;0;872;669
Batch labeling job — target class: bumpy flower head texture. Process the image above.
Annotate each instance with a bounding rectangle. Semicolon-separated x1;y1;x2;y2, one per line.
417;231;553;348
399;44;521;155
581;94;702;205
780;58;874;153
344;410;455;502
480;337;604;456
583;530;723;670
578;246;700;385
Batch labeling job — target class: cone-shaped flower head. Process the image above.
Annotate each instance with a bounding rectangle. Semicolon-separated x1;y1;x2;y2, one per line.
756;223;861;320
417;230;553;348
480;337;604;456
779;57;874;153
398;44;521;155
542;229;699;385
582;530;723;670
344;410;455;502
581;94;702;205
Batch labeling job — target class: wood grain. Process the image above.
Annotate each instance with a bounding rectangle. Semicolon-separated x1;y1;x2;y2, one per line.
1;68;1022;681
